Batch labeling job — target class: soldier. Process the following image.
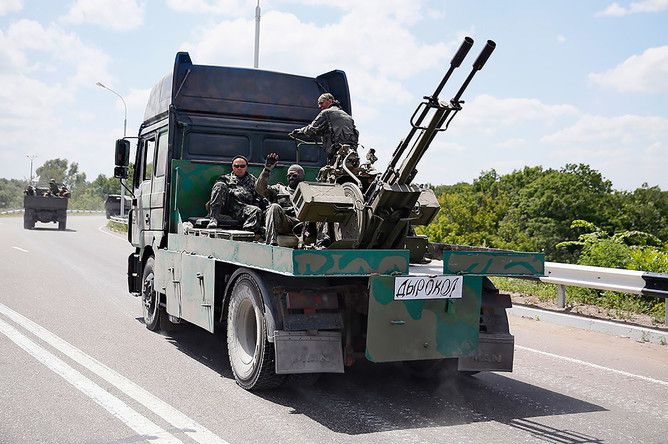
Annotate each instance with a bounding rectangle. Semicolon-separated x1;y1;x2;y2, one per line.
255;153;304;246
289;93;358;165
58;186;70;198
206;155;263;233
48;179;59;196
25;185;36;196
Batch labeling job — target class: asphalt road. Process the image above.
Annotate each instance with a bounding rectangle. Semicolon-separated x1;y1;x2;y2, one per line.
1;215;666;444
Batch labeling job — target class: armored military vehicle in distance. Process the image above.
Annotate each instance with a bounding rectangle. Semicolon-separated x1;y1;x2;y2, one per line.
23;188;68;230
105;194;132;219
113;38;545;391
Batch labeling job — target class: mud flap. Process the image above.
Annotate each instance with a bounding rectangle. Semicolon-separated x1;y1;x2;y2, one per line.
457;333;514;372
274;331;344;374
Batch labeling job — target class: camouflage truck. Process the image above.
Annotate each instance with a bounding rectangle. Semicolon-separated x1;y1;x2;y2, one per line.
113;38;544;390
23;189;68;230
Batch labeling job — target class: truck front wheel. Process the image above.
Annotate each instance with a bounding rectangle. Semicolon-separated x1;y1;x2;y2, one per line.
227;274;284;390
141;257;161;331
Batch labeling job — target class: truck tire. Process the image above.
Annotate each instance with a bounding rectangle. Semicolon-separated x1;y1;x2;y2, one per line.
227;273;285;390
141;257;162;331
24;214;34;230
58;218;66;231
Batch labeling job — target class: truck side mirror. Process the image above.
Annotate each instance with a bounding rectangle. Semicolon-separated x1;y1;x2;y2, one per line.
114;139;130;179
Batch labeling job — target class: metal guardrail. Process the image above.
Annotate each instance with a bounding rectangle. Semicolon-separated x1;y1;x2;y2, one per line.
109;215;129;225
541;261;668;324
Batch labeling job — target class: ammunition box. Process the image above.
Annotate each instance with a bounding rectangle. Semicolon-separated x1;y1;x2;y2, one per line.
291;182;353;222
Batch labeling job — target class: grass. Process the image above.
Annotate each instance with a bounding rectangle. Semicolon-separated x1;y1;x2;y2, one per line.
107;220;128;233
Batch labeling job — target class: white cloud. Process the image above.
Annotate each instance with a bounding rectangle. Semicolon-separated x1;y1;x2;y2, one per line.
589;45;668;93
165;0;249;16
0;74;73;124
61;0;144;31
456;94;580;129
597;0;668;16
0;19;116;182
541;114;668;145
181;8;451;108
540;114;668;189
0;0;22;15
165;0;429;24
4;20;112;87
497;138;526;149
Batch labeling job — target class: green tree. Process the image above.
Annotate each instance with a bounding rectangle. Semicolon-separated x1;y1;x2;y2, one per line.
0;178;26;209
498;164;614;261
35;158;68;186
610;184;668;241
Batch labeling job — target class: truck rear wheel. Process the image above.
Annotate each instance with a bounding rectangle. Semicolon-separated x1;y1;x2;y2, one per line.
24;215;34;230
58;218;66;230
141;257;162;331
227;273;285;390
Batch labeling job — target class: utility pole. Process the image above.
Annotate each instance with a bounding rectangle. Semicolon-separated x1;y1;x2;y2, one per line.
96;82;128;218
254;0;261;68
26;154;37;185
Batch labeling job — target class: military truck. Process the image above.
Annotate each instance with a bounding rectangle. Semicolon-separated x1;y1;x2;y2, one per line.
23;190;68;230
105;194;132;219
114;38;544;390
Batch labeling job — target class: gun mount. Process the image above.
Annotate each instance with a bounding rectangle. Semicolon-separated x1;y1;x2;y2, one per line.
292;37;496;258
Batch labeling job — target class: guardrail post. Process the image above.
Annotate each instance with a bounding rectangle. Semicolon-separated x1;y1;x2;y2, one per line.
556;285;566;309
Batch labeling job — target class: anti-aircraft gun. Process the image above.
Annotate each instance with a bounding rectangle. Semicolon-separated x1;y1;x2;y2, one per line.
291;37;496;259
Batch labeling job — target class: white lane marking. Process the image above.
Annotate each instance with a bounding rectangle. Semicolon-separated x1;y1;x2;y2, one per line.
0;303;229;444
0;318;182;444
98;224;126;240
517;345;668;387
12;246;29;253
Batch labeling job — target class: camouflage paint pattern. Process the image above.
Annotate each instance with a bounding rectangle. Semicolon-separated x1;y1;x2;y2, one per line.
169;160;320;230
443;250;545;277
292;249;408;276
366;275;482;362
167;234;408;276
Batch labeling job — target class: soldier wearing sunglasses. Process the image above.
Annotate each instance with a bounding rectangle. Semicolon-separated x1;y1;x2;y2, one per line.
206;155;264;233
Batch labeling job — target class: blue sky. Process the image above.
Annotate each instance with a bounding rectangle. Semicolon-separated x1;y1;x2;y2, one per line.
1;0;666;190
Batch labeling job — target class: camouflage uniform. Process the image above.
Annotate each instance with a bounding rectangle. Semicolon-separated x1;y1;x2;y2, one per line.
206;172;263;233
48;180;59;196
292;104;358;164
255;167;301;245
